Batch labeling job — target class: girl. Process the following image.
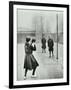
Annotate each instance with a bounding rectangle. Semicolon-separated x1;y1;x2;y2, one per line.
23;38;39;79
24;37;31;79
30;39;39;78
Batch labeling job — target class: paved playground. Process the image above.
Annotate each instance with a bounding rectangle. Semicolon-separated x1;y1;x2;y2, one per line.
17;42;63;80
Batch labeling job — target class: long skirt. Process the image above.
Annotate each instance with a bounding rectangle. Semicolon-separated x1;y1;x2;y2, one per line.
24;54;39;70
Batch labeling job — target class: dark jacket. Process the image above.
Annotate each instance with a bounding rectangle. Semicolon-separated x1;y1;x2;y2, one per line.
25;42;31;54
41;37;46;49
25;42;36;54
48;39;54;51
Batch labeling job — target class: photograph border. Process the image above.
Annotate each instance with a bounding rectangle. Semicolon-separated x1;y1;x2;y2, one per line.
9;1;69;88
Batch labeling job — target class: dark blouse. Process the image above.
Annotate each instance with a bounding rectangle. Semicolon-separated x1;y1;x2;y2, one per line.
48;39;54;48
25;42;36;54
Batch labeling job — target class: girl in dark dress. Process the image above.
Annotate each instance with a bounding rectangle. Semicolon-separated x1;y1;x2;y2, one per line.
24;38;39;79
30;39;39;78
48;37;54;57
41;36;46;53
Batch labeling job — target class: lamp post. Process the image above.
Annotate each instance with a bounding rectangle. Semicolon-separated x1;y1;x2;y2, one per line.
56;12;58;60
40;15;43;38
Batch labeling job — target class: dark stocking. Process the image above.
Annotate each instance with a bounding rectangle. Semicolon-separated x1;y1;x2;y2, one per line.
24;68;28;77
32;67;36;75
49;51;51;57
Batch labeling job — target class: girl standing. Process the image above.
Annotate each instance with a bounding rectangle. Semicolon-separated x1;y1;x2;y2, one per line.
23;38;39;79
30;39;39;78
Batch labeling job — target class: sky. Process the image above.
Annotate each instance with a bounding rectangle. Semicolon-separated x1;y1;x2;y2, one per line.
17;9;63;33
